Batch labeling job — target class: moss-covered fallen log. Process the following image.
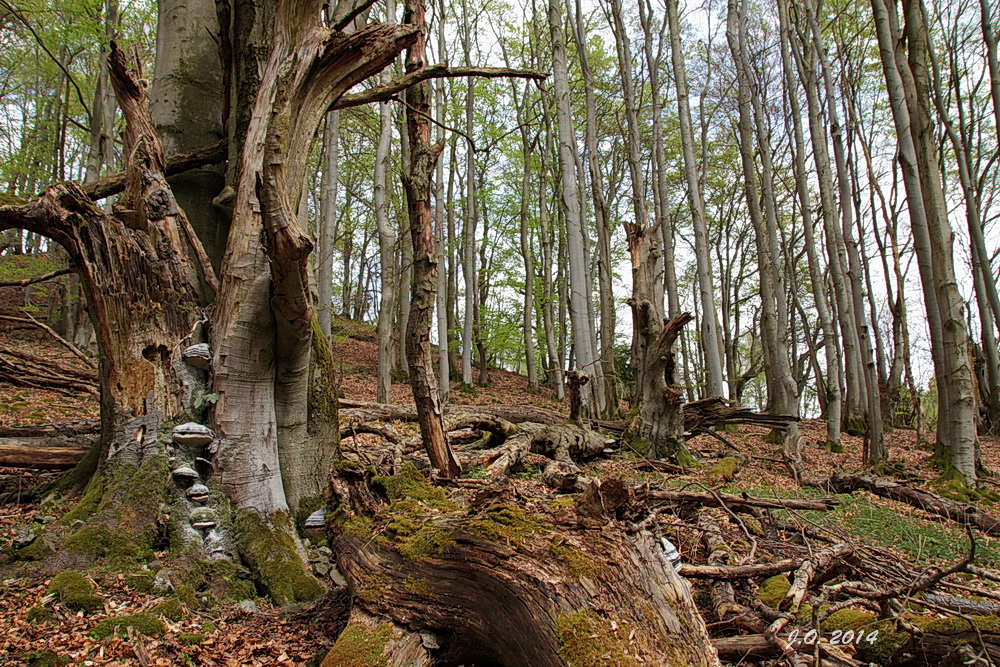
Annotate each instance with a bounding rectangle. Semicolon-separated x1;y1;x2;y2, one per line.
321;463;721;666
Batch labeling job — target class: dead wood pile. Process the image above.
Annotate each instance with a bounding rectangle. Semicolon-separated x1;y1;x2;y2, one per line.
328;405;1000;666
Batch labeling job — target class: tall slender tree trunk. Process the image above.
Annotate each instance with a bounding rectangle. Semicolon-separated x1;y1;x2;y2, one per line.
778;0;840;447
375;0;398;403
570;0;615;414
789;16;865;432
401;0;461;478
871;0;977;483
317;110;339;339
434;0;451;403
666;0;726;398
548;0;600;416
804;0;883;460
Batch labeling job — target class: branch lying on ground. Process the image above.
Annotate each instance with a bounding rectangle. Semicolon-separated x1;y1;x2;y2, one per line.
0;343;98;395
0;313;96;369
0;268;72;288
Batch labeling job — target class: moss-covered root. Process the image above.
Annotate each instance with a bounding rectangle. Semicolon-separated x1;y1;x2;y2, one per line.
46;570;103;613
234;509;324;607
90;612;166;639
321;616;430;667
708;456;743;482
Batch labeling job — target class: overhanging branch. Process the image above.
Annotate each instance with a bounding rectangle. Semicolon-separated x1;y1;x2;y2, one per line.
334;64;548;109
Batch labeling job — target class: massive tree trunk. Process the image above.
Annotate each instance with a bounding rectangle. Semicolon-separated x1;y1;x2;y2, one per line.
150;0;229;269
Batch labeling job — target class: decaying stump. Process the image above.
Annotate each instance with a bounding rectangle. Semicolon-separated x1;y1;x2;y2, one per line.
322;464;721;666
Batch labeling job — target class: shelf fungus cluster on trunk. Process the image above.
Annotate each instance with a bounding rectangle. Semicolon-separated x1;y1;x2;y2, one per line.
316;462;720;666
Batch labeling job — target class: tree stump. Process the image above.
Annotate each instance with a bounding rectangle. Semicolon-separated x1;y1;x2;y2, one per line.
322;464;721;666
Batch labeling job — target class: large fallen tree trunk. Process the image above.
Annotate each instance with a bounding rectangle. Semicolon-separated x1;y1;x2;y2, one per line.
0;421;100;469
0;437;95;468
321;464;721;666
827;472;1000;536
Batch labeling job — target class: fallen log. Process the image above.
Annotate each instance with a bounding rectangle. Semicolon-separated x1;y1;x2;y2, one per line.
679;557;805;580
323;464;722;666
0;420;99;438
642;489;838;511
712;634;778;661
0;344;98;396
827;472;1000;536
0;436;95;468
340;400;569;426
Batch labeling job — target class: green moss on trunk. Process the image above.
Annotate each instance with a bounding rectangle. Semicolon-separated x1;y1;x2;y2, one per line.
233;509;324;606
557;609;639;666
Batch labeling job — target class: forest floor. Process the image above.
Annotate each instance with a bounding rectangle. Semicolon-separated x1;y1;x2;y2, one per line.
1;314;1000;665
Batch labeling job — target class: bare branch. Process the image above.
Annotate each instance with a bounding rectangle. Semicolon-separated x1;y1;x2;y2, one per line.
334;64;547;109
0;268;72;288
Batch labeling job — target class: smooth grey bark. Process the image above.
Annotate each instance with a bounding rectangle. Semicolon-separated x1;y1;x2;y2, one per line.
982;0;1000;152
789;15;865;429
396;104;413;375
434;0;450;403
871;0;977;482
803;0;883;459
569;0;615;413
317;111;339;339
727;0;796;421
150;0;228;270
925;16;1000;430
538;109;565;399
777;0;840;446
666;0;726;398
548;0;600;415
639;0;680;319
460;0;476;386
511;78;539;391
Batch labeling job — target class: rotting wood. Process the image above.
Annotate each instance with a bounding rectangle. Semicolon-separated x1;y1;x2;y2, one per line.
781;542;855;612
827;472;1000;536
325;465;721;666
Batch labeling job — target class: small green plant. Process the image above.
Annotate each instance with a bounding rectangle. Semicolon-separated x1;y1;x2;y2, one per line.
464;465;488;480
194;393;219;409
